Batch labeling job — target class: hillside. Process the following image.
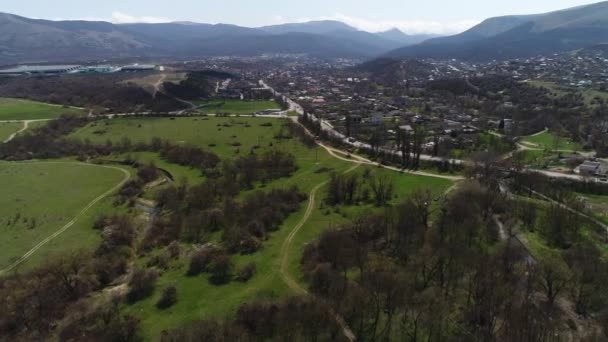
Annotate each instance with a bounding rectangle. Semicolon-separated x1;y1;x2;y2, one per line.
387;1;608;61
0;15;414;64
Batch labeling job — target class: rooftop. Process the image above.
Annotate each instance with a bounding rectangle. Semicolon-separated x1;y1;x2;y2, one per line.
0;65;81;74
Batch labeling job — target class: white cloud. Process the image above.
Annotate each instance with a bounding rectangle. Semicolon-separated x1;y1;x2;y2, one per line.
271;13;481;35
54;12;172;24
109;11;172;24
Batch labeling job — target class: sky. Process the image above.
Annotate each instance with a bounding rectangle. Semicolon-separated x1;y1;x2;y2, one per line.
3;0;603;34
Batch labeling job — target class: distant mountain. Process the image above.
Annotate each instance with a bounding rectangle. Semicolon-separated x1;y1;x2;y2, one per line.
375;29;438;46
0;14;419;64
387;1;608;61
0;13;151;63
259;20;357;34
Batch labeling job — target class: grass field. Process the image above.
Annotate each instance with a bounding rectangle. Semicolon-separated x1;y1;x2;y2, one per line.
0;162;128;271
193;99;280;114
71;117;293;158
527;80;608;107
0;98;85;120
0;122;22;142
110;116;455;339
521;131;583;152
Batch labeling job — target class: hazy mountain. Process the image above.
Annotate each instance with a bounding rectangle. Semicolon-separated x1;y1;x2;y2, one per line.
190;32;389;58
0;13;152;63
259;20;357;34
375;29;438;46
0;14;415;64
387;1;608;61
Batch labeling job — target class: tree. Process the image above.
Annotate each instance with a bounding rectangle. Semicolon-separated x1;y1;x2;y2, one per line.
535;253;572;306
369;174;395;207
157;286;178;309
209;252;233;285
236;263;257;282
127;268;158;303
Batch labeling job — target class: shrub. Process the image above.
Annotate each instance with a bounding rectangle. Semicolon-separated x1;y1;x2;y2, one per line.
187;247;216;276
236;263;257;282
126;268;158;303
157;286;178;309
209;252;234;285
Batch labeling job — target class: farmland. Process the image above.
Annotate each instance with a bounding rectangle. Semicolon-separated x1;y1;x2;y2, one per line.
0;162;128;272
0;98;85;120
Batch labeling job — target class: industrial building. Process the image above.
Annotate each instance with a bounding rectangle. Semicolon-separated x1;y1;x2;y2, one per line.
120;64;158;72
0;65;81;75
0;63;161;75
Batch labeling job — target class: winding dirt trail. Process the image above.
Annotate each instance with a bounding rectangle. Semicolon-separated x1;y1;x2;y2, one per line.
2;119;53;143
0;162;131;275
278;163;360;341
152;73;167;98
279;164;361;294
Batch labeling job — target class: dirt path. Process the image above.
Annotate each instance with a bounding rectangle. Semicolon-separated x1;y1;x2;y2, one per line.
2;119;53;143
278;163;359;341
0;162;131;275
152;73;167;98
279;163;360;294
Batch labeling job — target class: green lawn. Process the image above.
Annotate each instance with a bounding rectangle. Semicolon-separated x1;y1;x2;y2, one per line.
0;162;128;272
0;98;85;120
521;131;583;152
0;122;22;142
71;117;288;158
193;99;280;114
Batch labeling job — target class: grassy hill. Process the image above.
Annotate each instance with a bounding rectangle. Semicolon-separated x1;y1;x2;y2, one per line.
0;98;84;120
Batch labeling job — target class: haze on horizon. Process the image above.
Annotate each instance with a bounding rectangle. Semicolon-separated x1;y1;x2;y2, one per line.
3;0;604;35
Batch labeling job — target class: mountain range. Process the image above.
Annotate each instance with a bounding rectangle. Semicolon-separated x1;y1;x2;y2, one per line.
0;14;432;65
2;1;608;65
387;1;608;61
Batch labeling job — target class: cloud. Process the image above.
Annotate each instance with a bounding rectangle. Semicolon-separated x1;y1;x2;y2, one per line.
55;12;172;24
271;13;480;35
109;12;172;24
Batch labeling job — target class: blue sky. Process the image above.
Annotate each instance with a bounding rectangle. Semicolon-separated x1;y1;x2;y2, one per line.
4;0;603;34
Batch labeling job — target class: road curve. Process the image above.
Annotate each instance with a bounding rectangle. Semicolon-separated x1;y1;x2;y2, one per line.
0;162;131;275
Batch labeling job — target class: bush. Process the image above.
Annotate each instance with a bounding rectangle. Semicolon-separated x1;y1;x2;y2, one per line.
157;286;178;309
209;252;234;285
236;263;257;282
126;268;158;303
187;247;216;276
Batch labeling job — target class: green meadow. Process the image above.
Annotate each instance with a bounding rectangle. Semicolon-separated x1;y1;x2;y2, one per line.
0;162;128;271
0;98;85;120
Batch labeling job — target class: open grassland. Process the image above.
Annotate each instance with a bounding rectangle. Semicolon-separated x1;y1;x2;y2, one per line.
521;131;583;152
0;122;22;142
71;115;455;338
193;99;280;114
0;98;85;120
0;162;128;272
71;116;292;158
124;157;453;339
527;80;608;106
